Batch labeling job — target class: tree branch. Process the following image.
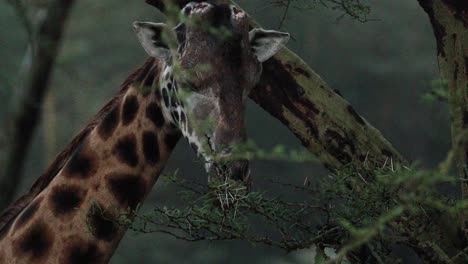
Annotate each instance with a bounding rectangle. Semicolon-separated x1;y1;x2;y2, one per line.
0;0;76;210
4;0;34;45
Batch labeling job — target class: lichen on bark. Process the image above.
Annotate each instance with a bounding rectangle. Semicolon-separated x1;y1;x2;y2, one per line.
418;0;468;260
420;0;467;204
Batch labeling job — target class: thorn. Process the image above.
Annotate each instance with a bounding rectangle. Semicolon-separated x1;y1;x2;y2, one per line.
303;176;309;186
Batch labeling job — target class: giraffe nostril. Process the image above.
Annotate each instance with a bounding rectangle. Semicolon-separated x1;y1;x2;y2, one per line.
232;6;240;15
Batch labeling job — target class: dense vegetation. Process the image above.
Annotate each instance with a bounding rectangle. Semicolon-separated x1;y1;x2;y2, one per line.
1;0;465;263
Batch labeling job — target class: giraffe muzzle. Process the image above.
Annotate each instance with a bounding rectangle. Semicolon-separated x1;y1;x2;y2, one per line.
228;159;250;183
187;2;243;29
209;158;251;191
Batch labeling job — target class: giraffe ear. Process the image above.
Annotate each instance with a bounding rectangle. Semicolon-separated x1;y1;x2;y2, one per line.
133;21;171;61
249;28;290;62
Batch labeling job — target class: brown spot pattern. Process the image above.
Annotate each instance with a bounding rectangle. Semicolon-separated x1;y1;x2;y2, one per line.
142;131;160;164
60;238;103;264
106;173;147;209
113;134;139;167
49;185;87;216
146;102;165;128
64;144;97;179
98;106;119;140
122;95;139;126
14;220;54;260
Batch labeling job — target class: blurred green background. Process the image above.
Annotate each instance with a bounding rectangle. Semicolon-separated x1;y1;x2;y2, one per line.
0;0;446;263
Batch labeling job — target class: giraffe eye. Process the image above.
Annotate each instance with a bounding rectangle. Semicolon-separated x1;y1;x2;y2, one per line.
184;6;192;14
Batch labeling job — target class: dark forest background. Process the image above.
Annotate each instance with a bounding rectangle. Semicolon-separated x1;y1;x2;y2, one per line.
0;0;446;263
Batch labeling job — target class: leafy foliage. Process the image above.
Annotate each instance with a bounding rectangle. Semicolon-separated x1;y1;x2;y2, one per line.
2;0;462;263
421;79;449;104
95;147;468;263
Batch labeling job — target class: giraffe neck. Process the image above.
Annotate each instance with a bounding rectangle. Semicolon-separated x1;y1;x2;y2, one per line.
0;58;180;263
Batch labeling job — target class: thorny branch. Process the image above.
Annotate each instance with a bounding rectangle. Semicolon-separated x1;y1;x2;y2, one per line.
4;0;34;44
269;0;374;24
93;161;468;262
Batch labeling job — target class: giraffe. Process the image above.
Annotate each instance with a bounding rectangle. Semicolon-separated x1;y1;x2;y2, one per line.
0;2;289;263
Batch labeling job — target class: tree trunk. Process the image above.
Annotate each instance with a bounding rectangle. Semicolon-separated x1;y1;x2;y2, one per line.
421;0;468;217
419;0;468;233
145;0;405;172
417;0;468;262
418;0;467;197
0;0;75;210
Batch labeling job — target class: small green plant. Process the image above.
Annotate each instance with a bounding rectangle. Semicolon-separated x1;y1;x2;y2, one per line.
421;79;449;104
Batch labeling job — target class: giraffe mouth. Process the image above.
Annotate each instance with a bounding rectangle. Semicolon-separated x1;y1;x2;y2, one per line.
207;159;251;190
199;141;251;189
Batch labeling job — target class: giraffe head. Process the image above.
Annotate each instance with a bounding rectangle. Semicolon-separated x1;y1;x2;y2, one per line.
133;2;289;186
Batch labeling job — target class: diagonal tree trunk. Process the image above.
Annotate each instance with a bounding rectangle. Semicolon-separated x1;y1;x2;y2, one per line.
253;52;403;171
146;0;405;172
0;0;75;210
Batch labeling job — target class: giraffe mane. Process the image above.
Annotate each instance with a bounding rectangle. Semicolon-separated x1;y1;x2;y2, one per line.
0;58;156;232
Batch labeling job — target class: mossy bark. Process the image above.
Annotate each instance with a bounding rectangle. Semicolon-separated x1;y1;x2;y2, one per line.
146;0;405;172
418;0;467;200
253;49;403;171
418;0;468;262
